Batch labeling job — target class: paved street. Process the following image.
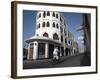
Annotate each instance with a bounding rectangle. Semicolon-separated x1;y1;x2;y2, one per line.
23;53;86;69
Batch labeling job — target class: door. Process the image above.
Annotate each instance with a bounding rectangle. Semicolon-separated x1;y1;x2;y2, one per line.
29;48;33;59
38;43;45;59
61;47;64;56
49;44;54;58
65;48;68;56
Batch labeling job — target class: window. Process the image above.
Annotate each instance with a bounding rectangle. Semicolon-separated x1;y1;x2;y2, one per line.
36;34;39;36
53;22;55;27
43;32;48;37
68;40;70;44
38;23;40;28
47;11;50;16
65;38;67;43
42;22;45;27
53;33;59;40
64;30;66;35
70;41;72;45
61;36;63;42
56;24;59;29
60;16;62;22
43;11;46;18
30;43;34;48
37;23;40;29
38;13;41;18
47;22;50;27
68;32;70;38
52;12;55;17
60;26;63;33
56;14;58;18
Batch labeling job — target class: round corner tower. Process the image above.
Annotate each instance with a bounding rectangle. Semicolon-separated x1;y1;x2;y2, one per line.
35;11;62;42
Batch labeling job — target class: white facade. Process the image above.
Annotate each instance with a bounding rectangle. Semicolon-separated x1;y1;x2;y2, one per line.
35;11;64;42
26;11;79;60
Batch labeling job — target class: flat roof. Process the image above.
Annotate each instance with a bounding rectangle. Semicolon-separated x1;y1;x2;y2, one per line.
25;36;61;45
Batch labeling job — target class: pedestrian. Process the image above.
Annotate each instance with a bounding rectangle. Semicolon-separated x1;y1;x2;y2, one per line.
52;47;60;64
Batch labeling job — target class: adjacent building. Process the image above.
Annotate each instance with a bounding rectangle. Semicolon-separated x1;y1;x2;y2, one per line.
25;11;79;60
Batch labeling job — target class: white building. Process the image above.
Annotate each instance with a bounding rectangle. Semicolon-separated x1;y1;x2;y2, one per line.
25;11;79;60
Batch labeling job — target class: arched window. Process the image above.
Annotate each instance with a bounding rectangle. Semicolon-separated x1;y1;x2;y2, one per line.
36;34;39;36
71;41;72;45
52;12;55;17
60;26;63;33
47;11;50;16
53;22;55;27
37;23;40;29
42;22;45;27
43;32;48;37
61;36;63;42
60;16;62;22
68;40;70;44
38;23;40;28
65;38;67;43
56;14;58;18
56;24;59;29
47;22;50;27
43;11;46;18
64;30;66;35
53;33;59;40
38;13;41;18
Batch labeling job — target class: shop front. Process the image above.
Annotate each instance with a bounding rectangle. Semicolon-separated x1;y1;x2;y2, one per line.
26;36;61;60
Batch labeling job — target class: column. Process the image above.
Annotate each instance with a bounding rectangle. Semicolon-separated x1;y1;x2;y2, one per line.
27;44;30;59
64;47;66;56
45;43;49;58
33;41;38;59
73;48;74;55
68;48;70;56
72;48;74;55
70;48;72;56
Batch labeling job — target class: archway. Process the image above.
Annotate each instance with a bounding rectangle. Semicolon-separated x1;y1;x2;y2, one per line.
43;32;49;37
53;33;59;40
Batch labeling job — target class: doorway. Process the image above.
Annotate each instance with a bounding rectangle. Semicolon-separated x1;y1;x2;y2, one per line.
65;48;68;56
61;47;64;56
38;43;45;59
29;48;33;59
49;44;54;58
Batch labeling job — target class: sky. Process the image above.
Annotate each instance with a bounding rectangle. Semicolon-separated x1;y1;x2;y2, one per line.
23;10;90;49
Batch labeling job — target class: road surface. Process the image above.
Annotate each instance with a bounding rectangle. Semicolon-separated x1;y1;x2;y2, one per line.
23;53;89;69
